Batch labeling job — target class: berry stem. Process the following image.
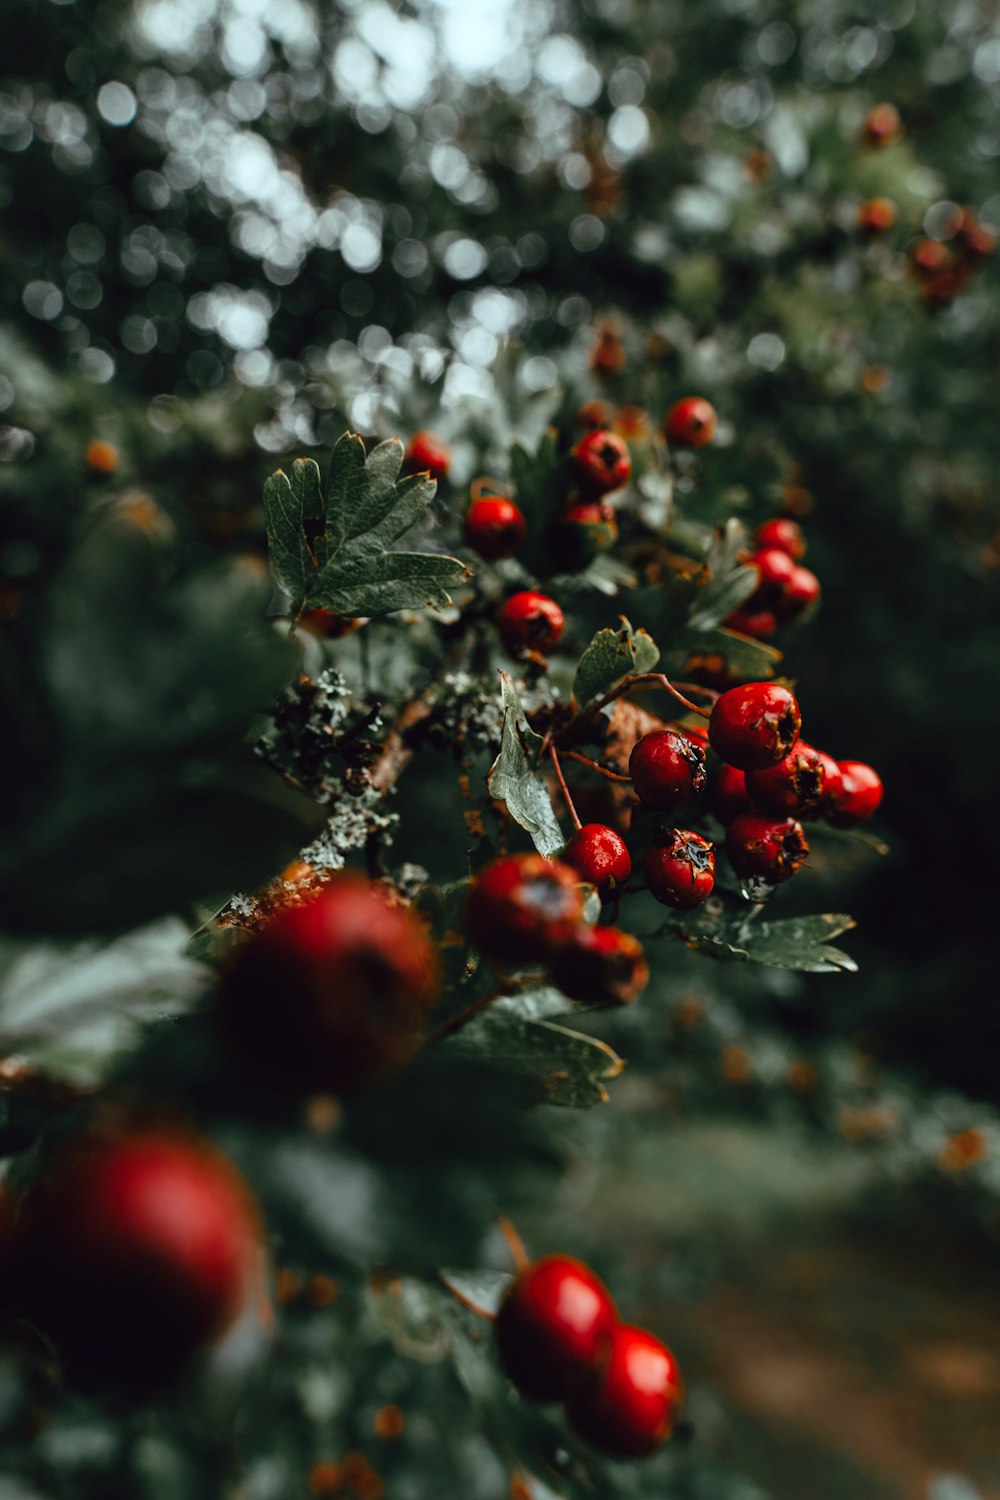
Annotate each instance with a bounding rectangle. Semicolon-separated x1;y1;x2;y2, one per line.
497;1214;530;1273
549;746;582;830
592;672;713;720
437;1272;496;1321
561;749;632;783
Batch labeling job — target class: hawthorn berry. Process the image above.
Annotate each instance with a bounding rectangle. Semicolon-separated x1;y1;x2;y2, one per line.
12;1125;264;1386
465;853;583;963
550;926;649;1006
565;1323;684;1459
298;608;362;639
724;605;779;640
613;405;651;440
629;730;707;811
777;565;821;620
862;103;902;147
645;828;716;910
826;760;883;827
754;518;806;560
563;823;631;896
497;591;565;658
910;239;953;280
550;500;618;569
572;429;632;496
669;719;710;751
708;683;802;771
219;877;440;1093
577;398;615;430
746;741;827;818
404;430;451;483
494;1254;618;1402
710;764;752;823
857;197;896;235
663;397;717;449
85;439;119;474
751;546;797;599
463;495;527;561
813;749;844;811
725;812;809;883
958;221;996;259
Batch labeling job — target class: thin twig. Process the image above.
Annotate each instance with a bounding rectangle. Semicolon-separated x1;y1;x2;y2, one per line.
562;749;632;783
549;746;582;830
498;1215;529;1273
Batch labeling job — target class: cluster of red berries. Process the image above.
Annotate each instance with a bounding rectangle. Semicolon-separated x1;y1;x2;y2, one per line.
466;852;648;1006
495;1254;683;1459
1;1123;265;1387
909;208;995;306
726;517;820;640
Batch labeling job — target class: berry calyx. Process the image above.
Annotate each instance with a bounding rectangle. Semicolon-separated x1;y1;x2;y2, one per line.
725;812;809;883
708;683;802;771
404;430;451;483
12;1125;264;1386
465;853;584;963
565;1323;684;1459
494;1255;618;1402
710;764;752;823
857;197;896;235
862;103;902;147
645;828;716;909
550;500;618;569
664;397;717;449
628;730;707;811
497;592;565;658
826;760;883;827
777;565;821;620
563;824;631;896
746;741;827;818
754;518;805;559
220;878;439;1093
572;429;632;496
463;495;527;561
550;926;649;1006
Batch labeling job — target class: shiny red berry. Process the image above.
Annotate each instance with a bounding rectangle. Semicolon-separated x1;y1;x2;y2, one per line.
12;1126;264;1386
910;239;952;280
826;760;883;827
494;1255;618;1402
708;683;802;771
754;518;806;559
629;730;707;811
220;878;440;1093
465;853;583;964
563;824;631;896
857;197;896;235
861;103;902;147
725;812;809;883
550;500;618;569
959;223;996;259
751;546;797;600
404;430;451;482
777;566;821;620
497;592;565;658
565;1323;684;1458
664;397;717;449
710;764;752;823
463;496;527;560
746;741;827;818
572;430;632;496
724;606;779;639
645;828;715;909
550;926;649;1006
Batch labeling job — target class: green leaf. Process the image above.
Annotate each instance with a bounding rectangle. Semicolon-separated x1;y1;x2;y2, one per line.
687;520;758;630
573;618;660;708
510;429;569;566
369;1276;450;1363
487;673;564;857
737;913;858;973
663;622;781;680
443;1001;624;1108
263;432;468;617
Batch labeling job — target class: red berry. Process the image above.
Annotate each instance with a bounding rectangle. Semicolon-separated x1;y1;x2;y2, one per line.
751;546;797;600
497;591;565;658
645;828;716;909
669;719;710;750
220;878;439;1093
857;197;896;235
710;764;752;823
664;397;717;449
577;398;616;430
572;430;632;497
777;565;821;620
550;926;649;1006
563;824;631;895
494;1255;618;1402
404;430;451;483
813;749;844;811
565;1323;684;1458
463;496;527;561
550;500;618;569
754;518;806;560
12;1126;264;1386
725;812;809;883
724;606;779;640
465;853;583;964
629;730;707;811
862;103;902;147
708;683;802;771
910;239;953;280
746;741;827;818
959;223;996;260
298;608;361;639
826;760;883;827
